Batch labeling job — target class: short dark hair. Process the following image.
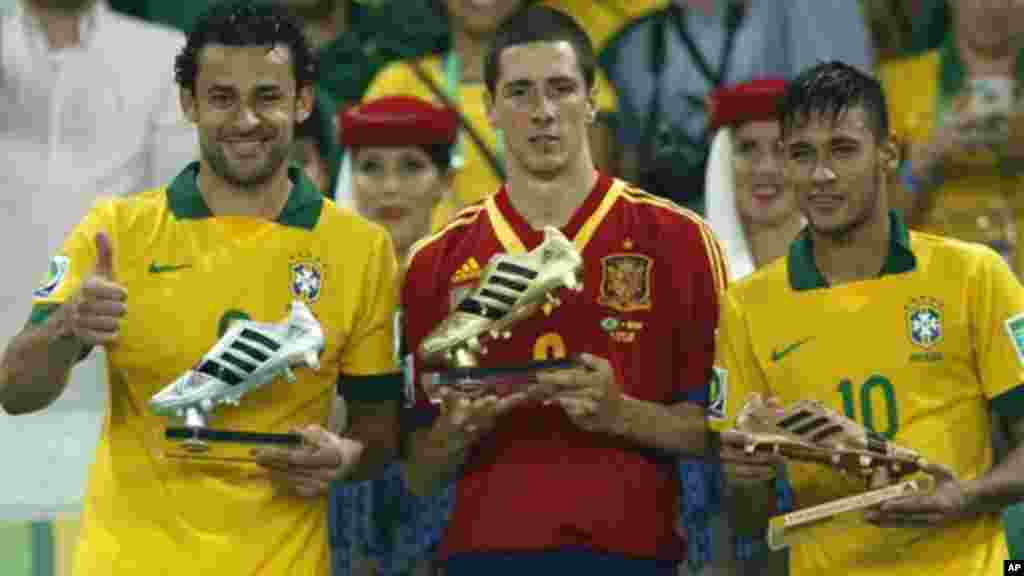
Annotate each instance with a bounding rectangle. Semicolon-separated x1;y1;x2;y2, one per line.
174;1;318;93
780;61;889;142
484;5;596;95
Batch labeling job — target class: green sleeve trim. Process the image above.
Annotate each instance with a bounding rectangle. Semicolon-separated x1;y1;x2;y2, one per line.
337;372;403;404
992;385;1024;419
28;303;59;326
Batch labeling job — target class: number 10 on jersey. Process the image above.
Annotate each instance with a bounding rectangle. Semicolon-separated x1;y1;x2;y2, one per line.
838;375;898;439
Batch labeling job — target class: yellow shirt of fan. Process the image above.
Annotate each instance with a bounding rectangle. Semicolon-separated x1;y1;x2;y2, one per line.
362;55;619;231
709;212;1020;576
30;163;398;576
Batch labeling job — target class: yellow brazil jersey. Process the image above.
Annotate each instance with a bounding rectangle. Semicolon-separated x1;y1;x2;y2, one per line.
29;163;398;576
708;212;1021;575
362;55;619;231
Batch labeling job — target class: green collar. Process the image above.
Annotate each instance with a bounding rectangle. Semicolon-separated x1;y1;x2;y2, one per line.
787;211;916;291
167;162;323;229
940;32;1024;98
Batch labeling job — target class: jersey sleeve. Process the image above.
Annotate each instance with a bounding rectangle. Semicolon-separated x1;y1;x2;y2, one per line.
972;247;1024;418
707;288;769;432
338;228;400;378
29;199;117;325
670;217;729;406
399;241;452;424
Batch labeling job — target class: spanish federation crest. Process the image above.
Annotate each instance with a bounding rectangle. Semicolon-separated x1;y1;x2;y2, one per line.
906;297;943;349
290;260;323;303
597;254;653;312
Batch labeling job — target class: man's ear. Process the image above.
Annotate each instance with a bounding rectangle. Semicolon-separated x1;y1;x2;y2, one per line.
585;82;598;124
296;84;315;124
879;137;900;172
180;88;197;123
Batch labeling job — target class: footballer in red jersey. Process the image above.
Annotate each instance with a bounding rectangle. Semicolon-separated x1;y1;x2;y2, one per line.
399;6;726;575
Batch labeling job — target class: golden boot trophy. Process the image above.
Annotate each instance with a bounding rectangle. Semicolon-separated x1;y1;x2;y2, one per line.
721;393;937;550
419;227;584;398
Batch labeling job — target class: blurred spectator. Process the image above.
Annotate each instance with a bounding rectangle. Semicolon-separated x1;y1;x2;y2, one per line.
908;0;951;56
314;0;447;107
860;0;916;63
543;0;663;52
705;78;803;282
702;77;799;576
0;0;194;344
599;0;873;213
881;0;1023;273
331;95;459;576
352;0;620;230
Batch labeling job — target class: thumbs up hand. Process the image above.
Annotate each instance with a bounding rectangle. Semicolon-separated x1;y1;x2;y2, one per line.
63;232;128;346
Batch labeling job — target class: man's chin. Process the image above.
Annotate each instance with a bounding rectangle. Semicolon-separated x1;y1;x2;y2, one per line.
524;158;567;180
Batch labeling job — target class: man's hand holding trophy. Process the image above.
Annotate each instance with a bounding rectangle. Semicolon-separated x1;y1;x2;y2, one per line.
719;393;965;550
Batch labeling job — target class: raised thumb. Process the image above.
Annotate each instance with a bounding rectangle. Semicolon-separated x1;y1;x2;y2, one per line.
94;232;115;280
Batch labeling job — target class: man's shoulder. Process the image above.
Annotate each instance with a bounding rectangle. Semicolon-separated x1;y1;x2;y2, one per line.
728;256;792;302
612;180;719;255
909;229;1005;276
319;198;389;240
614;180;707;226
405;203;489;276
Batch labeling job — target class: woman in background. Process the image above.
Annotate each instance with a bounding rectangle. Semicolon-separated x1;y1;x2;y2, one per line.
332;95;459;576
700;77;801;576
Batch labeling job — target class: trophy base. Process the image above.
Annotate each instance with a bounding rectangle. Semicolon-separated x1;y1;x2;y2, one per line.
432;357;582;399
161;427;304;463
766;476;935;551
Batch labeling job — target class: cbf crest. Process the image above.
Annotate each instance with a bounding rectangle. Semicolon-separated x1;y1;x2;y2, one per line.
598;254;653;312
906;297;943;349
290;254;324;304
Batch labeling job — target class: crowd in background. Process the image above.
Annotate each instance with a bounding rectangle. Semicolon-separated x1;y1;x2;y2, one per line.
3;0;1024;575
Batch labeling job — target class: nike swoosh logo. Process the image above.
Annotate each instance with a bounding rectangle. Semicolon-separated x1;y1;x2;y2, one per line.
771;337;813;362
149;263;192;274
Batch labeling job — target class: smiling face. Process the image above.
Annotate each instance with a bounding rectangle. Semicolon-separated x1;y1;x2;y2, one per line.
487;40;596;180
731;119;796;227
783;105;895;240
181;43;313;191
351;146;447;256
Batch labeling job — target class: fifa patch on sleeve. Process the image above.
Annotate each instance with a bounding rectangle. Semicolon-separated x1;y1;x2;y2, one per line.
33;255;69;298
708;366;728;421
1006;314;1024;365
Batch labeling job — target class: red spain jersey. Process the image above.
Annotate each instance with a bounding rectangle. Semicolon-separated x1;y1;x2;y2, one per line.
401;173;726;561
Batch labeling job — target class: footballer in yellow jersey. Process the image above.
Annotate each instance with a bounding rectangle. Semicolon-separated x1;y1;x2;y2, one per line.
710;62;1024;576
27;163;398;576
0;4;402;575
